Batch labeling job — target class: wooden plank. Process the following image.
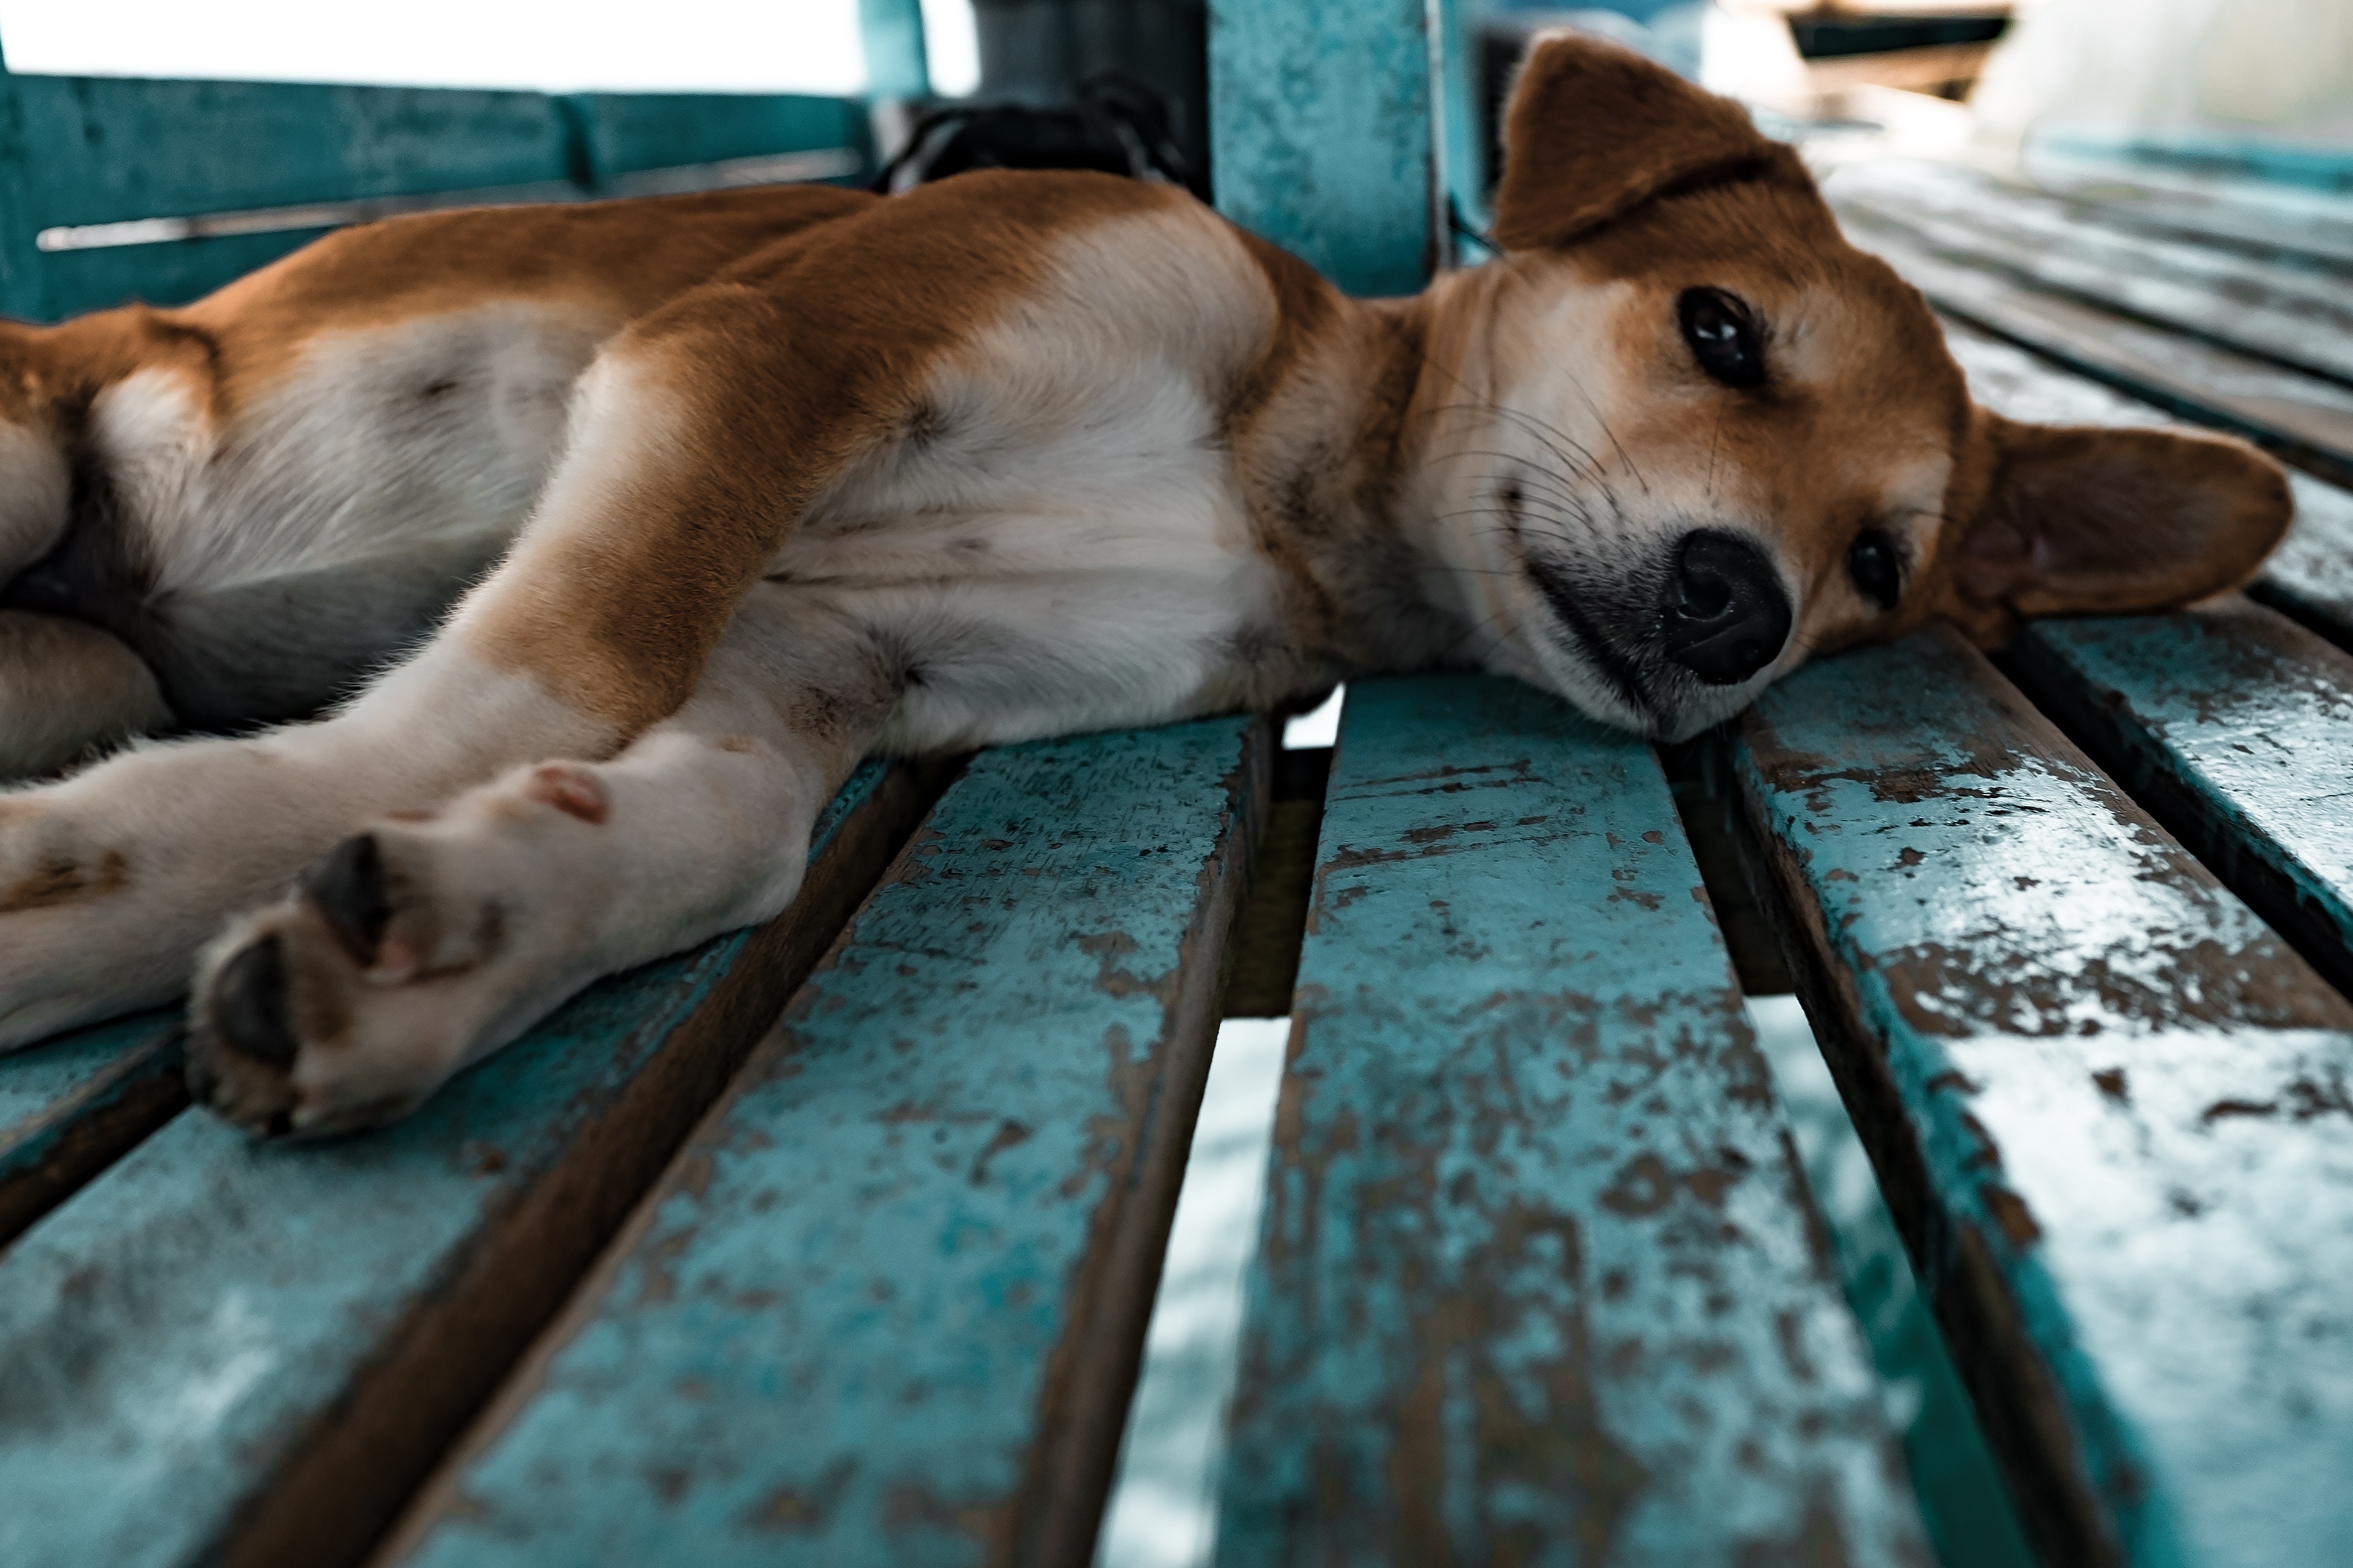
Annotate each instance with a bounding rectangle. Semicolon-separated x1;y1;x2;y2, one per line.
14;75;574;228
566;91;865;184
2036;132;2353;198
1728;627;2353;1568
383;717;1267;1568
1215;675;1930;1565
1208;0;1438;296
1934;314;2353;651
14;74;573;318
0;1010;182;1246
10;77;862;319
0;65;48;319
0;759;938;1568
2004;598;2353;997
2255;494;2353;653
1840;206;2353;486
1829;162;2353;386
2019;151;2353;271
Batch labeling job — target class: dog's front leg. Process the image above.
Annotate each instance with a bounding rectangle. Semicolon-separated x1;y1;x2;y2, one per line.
0;639;626;1048
183;590;895;1137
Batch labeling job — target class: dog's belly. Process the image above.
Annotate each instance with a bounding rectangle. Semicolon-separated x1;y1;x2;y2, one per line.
771;353;1288;753
82;302;613;727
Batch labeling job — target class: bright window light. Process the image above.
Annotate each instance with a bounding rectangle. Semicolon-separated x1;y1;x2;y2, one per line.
1096;1016;1290;1568
1282;685;1343;750
0;1;870;96
918;0;979;97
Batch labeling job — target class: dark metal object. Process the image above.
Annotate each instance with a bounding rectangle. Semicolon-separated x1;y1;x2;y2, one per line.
871;69;1206;196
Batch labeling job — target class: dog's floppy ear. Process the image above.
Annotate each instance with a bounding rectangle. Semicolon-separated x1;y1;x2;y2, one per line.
1492;31;1783;251
1940;415;2292;640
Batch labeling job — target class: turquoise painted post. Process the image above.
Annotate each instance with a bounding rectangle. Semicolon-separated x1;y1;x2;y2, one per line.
1432;0;1486;231
0;46;48;321
1208;0;1440;296
859;0;932;101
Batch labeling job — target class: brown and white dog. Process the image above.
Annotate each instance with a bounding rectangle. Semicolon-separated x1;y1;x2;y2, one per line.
0;37;2290;1136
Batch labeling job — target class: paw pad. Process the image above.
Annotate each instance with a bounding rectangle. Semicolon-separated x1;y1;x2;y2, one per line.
304;833;391;966
208;934;301;1067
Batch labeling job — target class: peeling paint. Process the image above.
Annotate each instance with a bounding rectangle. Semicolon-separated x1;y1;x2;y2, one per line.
1735;627;2353;1568
1220;675;1926;1566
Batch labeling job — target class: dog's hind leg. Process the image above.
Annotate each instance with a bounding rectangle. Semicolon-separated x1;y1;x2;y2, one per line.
0;175;1153;1051
0;352;781;1047
0;612;172;777
182;588;898;1137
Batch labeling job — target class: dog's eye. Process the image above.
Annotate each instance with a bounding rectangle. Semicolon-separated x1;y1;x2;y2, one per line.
1677;288;1763;389
1847;529;1902;611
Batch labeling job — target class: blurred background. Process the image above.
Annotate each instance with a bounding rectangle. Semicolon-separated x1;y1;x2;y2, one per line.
9;1;2348;198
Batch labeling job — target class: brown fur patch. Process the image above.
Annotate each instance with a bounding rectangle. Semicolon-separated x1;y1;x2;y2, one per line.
1936;415;2289;637
1220;229;1338;443
466;170;1188;734
1491;33;1801;252
0;186;876;449
0;847;128;912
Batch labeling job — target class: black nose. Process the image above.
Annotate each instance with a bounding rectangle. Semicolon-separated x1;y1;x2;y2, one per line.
1660;531;1791;686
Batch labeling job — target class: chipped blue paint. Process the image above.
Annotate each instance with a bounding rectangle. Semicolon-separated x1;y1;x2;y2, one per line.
2012;599;2353;991
2256;481;2353;650
390;719;1262;1568
0;762;906;1568
1216;675;1929;1566
1208;0;1437;297
1733;628;2353;1568
0;1010;180;1239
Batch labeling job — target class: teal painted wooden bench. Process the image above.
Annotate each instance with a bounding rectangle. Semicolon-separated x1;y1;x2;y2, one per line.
4;9;2353;1568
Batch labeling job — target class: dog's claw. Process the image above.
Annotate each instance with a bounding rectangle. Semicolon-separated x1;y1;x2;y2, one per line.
208;934;302;1067
304;833;391;967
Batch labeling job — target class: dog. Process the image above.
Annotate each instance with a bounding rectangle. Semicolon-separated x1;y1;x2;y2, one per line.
0;35;2290;1137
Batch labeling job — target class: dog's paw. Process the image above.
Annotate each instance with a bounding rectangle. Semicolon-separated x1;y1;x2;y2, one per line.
185;767;609;1136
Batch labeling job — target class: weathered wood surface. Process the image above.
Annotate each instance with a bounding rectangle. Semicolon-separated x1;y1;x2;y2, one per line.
1828;161;2353;386
568;91;862;184
0;760;935;1568
1730;627;2353;1568
0;1010;181;1245
7;74;864;320
386;718;1267;1568
2018;151;2353;270
2035;133;2353;201
1934;315;2353;649
1215;675;1929;1566
16;74;572;319
1207;0;1438;296
1840;207;2353;486
2005;599;2353;997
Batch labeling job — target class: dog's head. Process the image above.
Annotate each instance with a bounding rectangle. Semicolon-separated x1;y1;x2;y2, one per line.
1433;32;2290;739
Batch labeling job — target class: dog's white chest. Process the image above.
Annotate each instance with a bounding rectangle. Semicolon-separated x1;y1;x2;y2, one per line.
772;311;1282;753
